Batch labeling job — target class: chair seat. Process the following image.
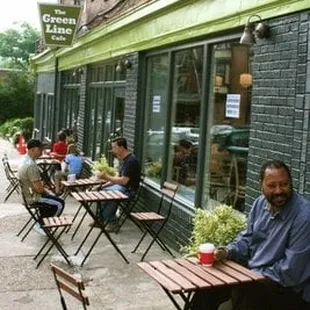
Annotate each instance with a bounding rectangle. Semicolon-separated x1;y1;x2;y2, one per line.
42;216;73;228
130;211;165;221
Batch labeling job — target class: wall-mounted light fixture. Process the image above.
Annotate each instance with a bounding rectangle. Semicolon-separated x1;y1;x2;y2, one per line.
240;14;269;45
239;73;253;88
72;67;84;77
115;57;132;73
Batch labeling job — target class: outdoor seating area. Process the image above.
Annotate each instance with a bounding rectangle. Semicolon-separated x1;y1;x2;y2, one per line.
0;140;180;309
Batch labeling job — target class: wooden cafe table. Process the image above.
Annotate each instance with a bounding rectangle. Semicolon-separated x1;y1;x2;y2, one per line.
138;257;265;310
71;190;130;266
61;178;106;239
37;158;61;191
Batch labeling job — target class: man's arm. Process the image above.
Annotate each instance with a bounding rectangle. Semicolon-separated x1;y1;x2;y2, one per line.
32;179;45;194
254;211;310;288
98;171;129;186
216;198;261;264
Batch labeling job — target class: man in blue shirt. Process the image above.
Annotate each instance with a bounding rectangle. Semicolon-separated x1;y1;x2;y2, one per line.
192;160;310;310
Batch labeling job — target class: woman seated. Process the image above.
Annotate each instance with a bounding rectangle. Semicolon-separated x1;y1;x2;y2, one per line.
54;144;84;195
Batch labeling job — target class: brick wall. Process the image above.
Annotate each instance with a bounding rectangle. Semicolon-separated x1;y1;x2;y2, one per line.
245;11;310;211
123;53;140;151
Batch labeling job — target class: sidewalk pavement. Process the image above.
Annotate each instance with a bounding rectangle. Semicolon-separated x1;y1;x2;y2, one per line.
0;138;177;310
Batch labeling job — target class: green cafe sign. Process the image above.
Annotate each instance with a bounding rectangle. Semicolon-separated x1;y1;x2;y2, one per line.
39;4;81;47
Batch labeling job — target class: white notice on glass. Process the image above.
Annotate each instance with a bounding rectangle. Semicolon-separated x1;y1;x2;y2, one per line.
152;95;161;113
225;94;240;118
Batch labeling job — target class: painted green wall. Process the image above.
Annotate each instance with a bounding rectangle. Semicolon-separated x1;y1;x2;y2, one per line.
31;0;310;72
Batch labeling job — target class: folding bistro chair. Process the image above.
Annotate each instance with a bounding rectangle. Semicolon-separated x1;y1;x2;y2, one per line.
116;173;145;232
2;155;20;202
50;263;90;310
130;182;178;261
20;189;73;268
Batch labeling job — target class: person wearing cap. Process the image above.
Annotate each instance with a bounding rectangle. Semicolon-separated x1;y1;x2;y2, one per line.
18;139;65;226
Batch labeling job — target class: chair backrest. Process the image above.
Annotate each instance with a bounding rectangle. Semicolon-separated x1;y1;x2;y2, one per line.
19;182;40;220
2;155;18;181
50;263;89;310
157;182;178;216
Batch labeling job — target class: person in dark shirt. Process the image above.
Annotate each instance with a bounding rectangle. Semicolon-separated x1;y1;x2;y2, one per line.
191;160;310;310
93;137;140;232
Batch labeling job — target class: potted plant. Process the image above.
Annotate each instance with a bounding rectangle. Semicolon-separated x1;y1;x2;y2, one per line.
182;204;247;256
93;154;117;177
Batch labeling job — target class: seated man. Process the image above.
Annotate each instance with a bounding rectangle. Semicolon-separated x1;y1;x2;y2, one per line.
93;137;140;232
18;139;65;234
191;160;310;310
54;143;84;195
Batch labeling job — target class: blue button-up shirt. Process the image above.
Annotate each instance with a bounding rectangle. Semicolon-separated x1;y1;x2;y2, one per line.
226;192;310;302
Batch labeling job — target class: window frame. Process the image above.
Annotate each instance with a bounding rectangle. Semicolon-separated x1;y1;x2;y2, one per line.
142;32;243;210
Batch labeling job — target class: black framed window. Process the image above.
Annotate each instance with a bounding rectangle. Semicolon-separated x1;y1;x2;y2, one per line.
85;62;126;160
143;37;252;210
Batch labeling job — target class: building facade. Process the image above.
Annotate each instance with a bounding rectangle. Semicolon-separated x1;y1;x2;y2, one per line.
32;0;310;249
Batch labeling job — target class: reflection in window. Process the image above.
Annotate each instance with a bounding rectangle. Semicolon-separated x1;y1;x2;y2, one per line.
144;54;169;181
168;47;202;202
205;42;252;211
143;48;202;203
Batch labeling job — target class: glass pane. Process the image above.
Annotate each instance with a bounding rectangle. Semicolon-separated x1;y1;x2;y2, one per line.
144;54;169;182
205;42;252;211
95;88;103;159
103;88;113;161
168;47;203;202
88;88;96;158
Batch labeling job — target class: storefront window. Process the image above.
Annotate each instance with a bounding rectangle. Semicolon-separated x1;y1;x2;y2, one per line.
168;47;202;202
144;54;169;181
85;63;125;159
204;42;252;211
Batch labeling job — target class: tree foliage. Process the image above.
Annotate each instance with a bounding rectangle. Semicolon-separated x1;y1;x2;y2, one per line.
0;22;40;68
0;71;34;124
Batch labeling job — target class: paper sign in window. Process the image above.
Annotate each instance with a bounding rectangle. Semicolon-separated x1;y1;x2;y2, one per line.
225;94;240;118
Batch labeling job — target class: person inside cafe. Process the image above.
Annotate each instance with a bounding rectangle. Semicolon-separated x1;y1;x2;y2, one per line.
18;139;65;234
173;139;194;185
54;143;84;196
191;160;310;310
92;137;141;232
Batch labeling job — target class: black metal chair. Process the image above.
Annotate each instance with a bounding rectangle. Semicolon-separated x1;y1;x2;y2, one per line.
2;155;20;202
116;173;145;232
20;189;73;268
51;263;90;310
130;182;178;261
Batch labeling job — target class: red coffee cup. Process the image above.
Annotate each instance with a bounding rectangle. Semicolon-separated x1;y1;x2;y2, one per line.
198;243;215;266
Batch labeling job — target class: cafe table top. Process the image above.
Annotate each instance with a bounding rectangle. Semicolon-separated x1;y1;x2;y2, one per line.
61;178;104;188
71;189;129;203
138;257;265;294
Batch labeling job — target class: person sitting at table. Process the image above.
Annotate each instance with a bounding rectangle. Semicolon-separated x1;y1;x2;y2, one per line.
54;143;84;195
51;130;68;162
18;139;65;235
191;160;310;310
92;137;141;232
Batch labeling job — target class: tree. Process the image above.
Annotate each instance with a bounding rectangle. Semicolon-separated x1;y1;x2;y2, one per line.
0;22;40;68
0;71;34;124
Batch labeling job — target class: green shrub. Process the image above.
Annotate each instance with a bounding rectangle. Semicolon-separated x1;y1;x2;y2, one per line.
0;117;33;142
93;154;117;176
145;160;162;177
19;117;33;140
182;205;247;256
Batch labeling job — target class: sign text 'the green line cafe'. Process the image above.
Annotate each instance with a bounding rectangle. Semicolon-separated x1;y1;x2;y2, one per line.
39;4;81;47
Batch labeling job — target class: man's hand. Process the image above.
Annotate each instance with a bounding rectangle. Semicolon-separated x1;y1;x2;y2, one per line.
214;248;228;262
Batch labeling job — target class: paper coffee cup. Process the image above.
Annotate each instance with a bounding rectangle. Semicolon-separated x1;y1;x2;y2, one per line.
198;243;215;266
68;174;76;183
